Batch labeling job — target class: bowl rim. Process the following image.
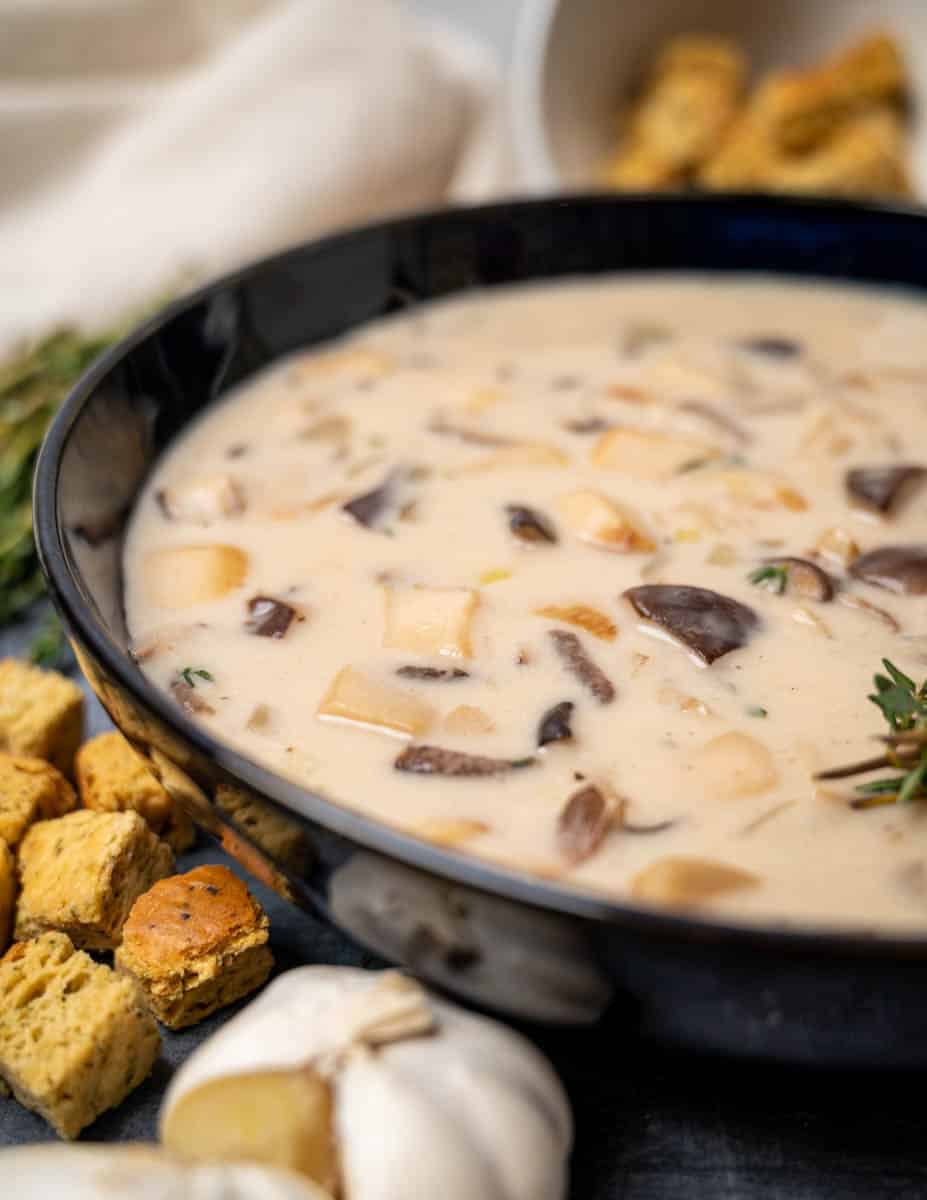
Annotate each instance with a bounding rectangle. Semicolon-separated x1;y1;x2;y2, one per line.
34;189;927;961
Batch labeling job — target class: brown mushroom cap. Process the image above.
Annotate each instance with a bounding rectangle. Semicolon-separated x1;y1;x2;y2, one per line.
763;557;835;602
846;466;926;514
625;585;760;664
849;545;927;595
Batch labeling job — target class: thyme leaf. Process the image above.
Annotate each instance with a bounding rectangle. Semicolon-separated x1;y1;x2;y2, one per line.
180;667;214;688
747;564;789;595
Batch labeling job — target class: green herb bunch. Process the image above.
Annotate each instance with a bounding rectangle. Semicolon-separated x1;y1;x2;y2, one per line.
0;329;114;625
817;659;927;807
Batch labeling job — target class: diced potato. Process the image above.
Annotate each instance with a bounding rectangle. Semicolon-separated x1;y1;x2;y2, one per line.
558;490;655;552
382;586;479;659
318;667;433;738
658;686;712;717
161;1068;337;1191
534;603;618;641
791;606;833;638
692;731;778;799
465;387;506;413
631;856;760;907
289;346;395;381
443;705;495;735
144;545;249;607
706;542;738;566
591;428;718;478
452;443;569;475
414;818;490;847
813;526;860;566
158;475;246;523
715;469;808;511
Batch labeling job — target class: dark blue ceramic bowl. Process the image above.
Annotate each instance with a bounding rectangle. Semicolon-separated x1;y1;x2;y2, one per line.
34;194;927;1066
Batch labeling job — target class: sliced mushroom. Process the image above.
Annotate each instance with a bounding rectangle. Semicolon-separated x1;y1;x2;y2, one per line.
428;416;512;448
849;545;927;595
537;701;575;748
563;416;612;435
395;666;470;682
394;745;535;777
548;630;616;704
341;471;397;530
837;592;900;633
245;595;301;639
677;401;751;446
170;679;215;716
758;557;835;602
557;785;611;865
845;465;926;514
624;585;759;664
505;504;558;544
736;336;802;359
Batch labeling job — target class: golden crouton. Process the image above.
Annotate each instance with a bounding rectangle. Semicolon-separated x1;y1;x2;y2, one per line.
15;810;174;950
0;840;14;954
751;31;907;152
702;105;911;197
75;732;195;852
116;865;273;1029
0;659;83;775
605;34;746;188
760;107;912;198
0;753;76;849
0;932;159;1137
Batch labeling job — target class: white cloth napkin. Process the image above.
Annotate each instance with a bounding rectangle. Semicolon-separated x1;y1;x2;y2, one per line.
0;0;509;356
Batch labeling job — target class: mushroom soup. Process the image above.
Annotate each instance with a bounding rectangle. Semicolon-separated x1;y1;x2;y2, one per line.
124;275;927;932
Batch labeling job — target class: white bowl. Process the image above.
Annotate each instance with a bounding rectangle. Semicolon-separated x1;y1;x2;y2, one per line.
511;0;927;194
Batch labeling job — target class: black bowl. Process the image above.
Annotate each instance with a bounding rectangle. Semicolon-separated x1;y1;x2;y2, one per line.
35;193;927;1066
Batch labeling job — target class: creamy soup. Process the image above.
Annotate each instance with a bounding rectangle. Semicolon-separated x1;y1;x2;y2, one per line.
125;275;927;933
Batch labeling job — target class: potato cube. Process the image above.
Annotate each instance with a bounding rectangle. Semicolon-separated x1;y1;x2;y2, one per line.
558;490;655;552
143;544;249;607
0;659;84;776
383;585;479;659
631;856;759;908
692;731;778;800
15;810;174;950
318;668;433;738
158;475;246;523
0;754;76;849
453;443;569;475
591;428;717;478
443;705;495;735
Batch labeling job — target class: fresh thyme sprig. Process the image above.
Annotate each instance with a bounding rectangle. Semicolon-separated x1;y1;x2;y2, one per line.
0;329;116;626
748;564;789;594
816;659;927;807
179;667;214;688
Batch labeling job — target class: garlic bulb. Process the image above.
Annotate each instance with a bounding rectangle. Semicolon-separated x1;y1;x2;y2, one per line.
3;1144;332;1200
160;968;572;1200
